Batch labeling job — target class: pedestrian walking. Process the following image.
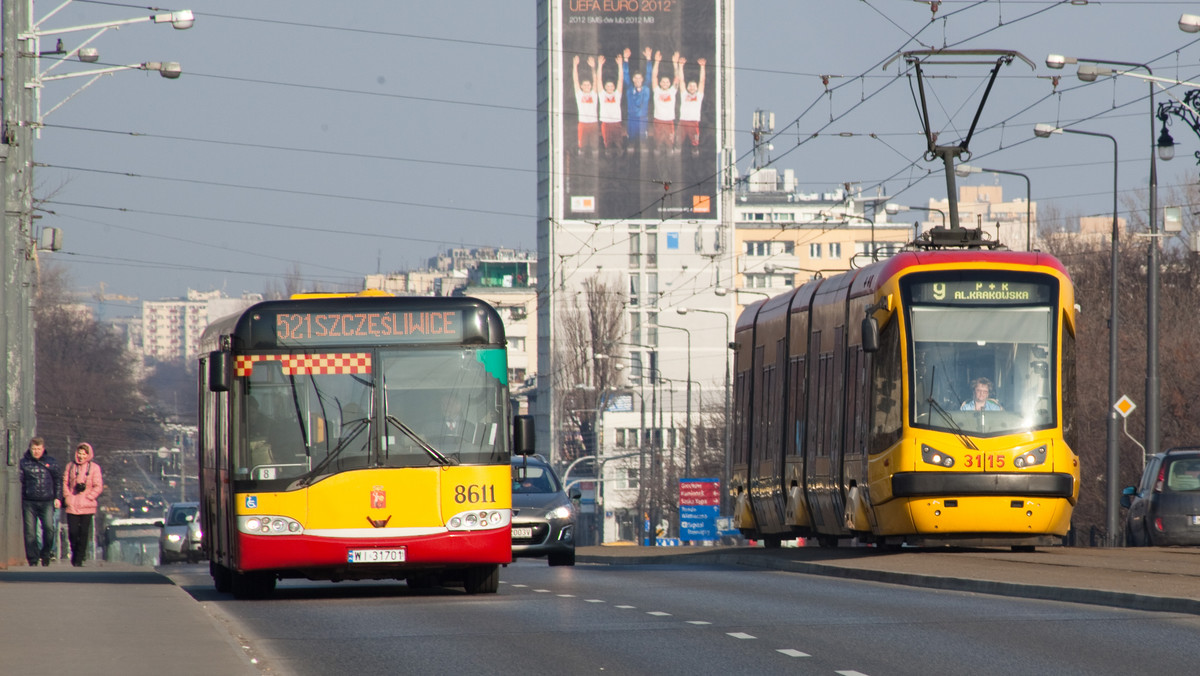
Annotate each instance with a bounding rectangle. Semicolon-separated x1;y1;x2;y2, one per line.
63;442;103;567
18;437;62;566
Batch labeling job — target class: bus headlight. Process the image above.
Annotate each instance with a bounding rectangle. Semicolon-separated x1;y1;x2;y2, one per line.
446;508;511;532
238;515;303;536
921;444;955;468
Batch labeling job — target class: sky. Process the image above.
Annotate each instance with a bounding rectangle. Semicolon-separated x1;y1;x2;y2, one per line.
31;0;1200;316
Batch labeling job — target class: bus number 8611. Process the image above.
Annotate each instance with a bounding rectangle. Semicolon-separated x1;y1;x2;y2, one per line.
455;484;497;504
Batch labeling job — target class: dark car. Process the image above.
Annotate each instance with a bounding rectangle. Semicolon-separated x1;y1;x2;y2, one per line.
511;454;577;566
1122;447;1200;546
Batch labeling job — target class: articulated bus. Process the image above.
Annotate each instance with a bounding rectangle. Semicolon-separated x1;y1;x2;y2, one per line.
198;295;532;598
731;229;1079;550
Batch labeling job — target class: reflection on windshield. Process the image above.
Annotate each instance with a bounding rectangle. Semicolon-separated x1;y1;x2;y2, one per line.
235;347;510;483
910;305;1055;436
382;348;508;466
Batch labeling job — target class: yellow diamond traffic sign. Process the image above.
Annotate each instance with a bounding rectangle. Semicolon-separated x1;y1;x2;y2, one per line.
1114;395;1136;418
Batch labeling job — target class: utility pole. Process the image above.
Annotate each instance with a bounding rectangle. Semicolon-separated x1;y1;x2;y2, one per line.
1;0;36;568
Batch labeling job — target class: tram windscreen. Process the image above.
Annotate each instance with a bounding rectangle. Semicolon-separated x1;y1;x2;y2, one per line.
905;274;1057;436
234;347;509;484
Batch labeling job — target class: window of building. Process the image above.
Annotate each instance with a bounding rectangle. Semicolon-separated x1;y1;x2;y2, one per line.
646;233;657;268
829;242;842;258
629;273;640;307
809;242;822;258
629;233;641;267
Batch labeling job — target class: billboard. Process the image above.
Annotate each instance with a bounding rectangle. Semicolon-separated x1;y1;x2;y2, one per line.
560;0;720;222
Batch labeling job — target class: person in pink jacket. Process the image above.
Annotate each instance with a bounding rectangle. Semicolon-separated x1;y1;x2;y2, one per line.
63;442;103;567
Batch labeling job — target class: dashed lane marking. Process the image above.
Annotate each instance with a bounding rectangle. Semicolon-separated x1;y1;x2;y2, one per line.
777;649;810;657
647;611;672;616
727;632;756;640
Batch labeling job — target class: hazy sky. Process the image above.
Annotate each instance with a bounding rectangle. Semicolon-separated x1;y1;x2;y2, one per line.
33;1;1200;314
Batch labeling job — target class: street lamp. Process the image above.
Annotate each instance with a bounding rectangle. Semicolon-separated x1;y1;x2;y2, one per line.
649;322;692;476
676;306;732;512
1045;53;1160;461
1033;122;1121;547
884;202;947;228
955;164;1033;251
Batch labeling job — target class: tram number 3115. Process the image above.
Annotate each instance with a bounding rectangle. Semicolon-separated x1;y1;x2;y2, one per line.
963;453;1006;469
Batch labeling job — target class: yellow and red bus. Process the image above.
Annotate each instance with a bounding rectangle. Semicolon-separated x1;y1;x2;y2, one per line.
198;295;532;598
731;231;1079;550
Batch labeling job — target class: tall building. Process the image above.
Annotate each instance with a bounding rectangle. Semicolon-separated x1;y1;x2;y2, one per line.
140;290;261;363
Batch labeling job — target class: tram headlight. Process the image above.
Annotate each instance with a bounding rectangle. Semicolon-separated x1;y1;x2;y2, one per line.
921;444;955;468
1012;445;1048;468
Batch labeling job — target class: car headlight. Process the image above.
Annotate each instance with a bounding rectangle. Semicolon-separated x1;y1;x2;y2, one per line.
547;505;573;521
166;533;183;543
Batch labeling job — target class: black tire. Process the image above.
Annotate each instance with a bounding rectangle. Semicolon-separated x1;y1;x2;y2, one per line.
231;570;276;600
462;564;499;594
548;551;576;566
763;537;783;549
211;562;232;593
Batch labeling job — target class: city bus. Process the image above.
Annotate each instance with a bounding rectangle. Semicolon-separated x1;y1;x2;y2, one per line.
731;227;1079;550
198;294;532;598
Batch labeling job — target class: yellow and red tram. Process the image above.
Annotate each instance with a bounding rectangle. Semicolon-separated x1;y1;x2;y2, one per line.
198;295;532;597
731;237;1078;549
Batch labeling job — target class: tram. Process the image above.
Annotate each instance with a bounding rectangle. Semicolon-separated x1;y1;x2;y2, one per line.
730;227;1079;549
198;294;533;598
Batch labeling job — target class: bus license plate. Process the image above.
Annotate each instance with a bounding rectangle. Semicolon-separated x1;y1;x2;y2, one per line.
348;548;406;563
512;527;533;538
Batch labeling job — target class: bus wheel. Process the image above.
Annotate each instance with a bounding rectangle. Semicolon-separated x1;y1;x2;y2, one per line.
232;571;276;600
211;562;232;593
463;565;499;594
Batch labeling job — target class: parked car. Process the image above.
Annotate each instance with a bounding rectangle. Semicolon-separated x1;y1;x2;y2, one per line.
157;501;203;563
1122;447;1200;546
511;454;578;566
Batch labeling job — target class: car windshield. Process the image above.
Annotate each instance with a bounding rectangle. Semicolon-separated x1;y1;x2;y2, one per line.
512;463;560;494
905;273;1057;438
169;507;198;526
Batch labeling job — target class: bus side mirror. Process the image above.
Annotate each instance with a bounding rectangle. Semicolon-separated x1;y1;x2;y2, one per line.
512;414;535;455
862;316;880;353
208;351;230;392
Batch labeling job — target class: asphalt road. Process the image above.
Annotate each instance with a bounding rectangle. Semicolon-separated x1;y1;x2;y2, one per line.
164;554;1200;676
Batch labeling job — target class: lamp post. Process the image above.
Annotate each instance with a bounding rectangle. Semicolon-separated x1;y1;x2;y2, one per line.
1034;122;1121;547
650;322;692;476
677;306;732;512
955;164;1033;251
0;3;192;567
1046;53;1160;462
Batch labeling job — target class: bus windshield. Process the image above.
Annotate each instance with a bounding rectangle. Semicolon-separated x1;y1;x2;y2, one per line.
235;346;509;484
906;274;1058;437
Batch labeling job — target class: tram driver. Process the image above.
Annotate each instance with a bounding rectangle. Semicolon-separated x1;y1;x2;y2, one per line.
961;377;1003;412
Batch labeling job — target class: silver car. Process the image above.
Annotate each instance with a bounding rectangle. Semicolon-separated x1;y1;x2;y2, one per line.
511;455;577;566
157;502;203;564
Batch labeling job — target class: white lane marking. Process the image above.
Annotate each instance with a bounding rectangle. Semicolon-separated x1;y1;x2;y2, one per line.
686;621;712;625
585;599;605;603
615;605;636;609
509;584;527;588
533;589;551;593
836;672;870;676
557;594;575;598
777;649;810;657
727;632;756;640
646;611;672;616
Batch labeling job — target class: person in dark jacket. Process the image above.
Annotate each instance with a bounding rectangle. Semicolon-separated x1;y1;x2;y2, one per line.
19;437;63;566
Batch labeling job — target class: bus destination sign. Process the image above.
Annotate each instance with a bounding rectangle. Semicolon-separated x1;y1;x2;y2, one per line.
260;309;465;345
911;280;1049;305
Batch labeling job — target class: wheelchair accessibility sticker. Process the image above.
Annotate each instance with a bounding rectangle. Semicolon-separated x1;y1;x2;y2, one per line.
245;495;258;509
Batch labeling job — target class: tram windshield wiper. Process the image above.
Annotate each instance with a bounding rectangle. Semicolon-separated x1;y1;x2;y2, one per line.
926;397;979;451
295;418;370;487
386;414;457;466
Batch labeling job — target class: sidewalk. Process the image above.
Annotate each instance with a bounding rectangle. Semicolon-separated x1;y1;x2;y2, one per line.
0;560;259;676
